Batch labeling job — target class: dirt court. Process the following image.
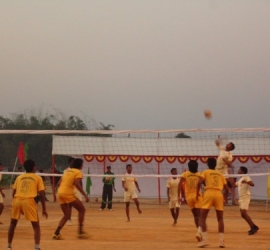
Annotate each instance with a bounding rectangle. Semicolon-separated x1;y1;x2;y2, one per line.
0;187;270;250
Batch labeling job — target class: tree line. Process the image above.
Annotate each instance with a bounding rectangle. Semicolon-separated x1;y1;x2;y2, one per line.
0;111;114;171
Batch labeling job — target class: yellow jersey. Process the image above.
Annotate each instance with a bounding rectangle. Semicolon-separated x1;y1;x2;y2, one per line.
182;171;201;196
58;168;83;195
13;173;45;199
201;169;227;191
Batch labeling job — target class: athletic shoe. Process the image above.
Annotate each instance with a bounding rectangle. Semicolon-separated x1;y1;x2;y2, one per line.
77;232;90;239
99;208;103;211
52;234;64;240
196;232;202;242
197;240;208;248
219;240;225;248
109;209;113;211
248;225;259;235
67;220;72;225
7;248;12;250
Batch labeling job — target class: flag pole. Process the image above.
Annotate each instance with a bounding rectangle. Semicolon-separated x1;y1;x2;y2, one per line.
9;156;18;200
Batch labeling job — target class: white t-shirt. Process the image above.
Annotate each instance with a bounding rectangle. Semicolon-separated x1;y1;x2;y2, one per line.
216;145;233;173
236;176;252;197
166;177;180;201
122;173;137;192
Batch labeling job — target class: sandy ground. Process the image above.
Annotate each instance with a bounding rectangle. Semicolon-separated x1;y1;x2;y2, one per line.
0;186;270;250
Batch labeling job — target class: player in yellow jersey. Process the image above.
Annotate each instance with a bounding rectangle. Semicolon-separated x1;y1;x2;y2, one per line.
122;164;142;222
167;168;180;225
63;157;82;225
179;160;202;241
53;158;89;240
7;159;48;250
196;158;229;248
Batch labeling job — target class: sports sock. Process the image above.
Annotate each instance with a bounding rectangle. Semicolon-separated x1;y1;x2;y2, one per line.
202;232;207;241
197;226;202;233
219;233;224;241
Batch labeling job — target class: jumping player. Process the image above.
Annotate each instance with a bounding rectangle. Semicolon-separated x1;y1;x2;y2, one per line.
235;166;259;235
197;158;229;248
53;158;89;240
179;160;202;241
167;168;180;225
215;139;236;204
122;164;142;222
7;159;48;250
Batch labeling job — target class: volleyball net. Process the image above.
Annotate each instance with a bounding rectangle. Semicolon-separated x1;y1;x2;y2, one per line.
0;128;270;201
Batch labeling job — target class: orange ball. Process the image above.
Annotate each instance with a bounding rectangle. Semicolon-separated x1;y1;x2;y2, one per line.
204;109;212;119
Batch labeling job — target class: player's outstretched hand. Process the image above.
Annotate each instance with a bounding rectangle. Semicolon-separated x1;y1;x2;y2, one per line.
43;210;48;219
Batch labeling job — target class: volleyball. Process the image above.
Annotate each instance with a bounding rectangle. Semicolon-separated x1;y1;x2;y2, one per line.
204;109;212;119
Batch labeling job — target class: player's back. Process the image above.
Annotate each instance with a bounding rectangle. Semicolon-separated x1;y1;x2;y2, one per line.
202;169;226;191
183;171;201;196
58;168;82;195
13;173;44;199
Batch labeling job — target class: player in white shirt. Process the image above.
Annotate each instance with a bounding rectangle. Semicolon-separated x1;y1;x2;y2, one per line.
215;139;236;204
122;164;142;222
167;168;180;225
235;166;259;235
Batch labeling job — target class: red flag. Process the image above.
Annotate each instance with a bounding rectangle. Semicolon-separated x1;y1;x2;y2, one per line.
17;142;25;165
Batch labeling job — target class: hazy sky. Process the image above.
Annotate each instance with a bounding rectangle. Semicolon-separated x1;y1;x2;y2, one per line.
1;1;270;130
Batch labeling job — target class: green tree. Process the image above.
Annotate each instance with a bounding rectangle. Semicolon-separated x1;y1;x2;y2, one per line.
0;110;114;171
